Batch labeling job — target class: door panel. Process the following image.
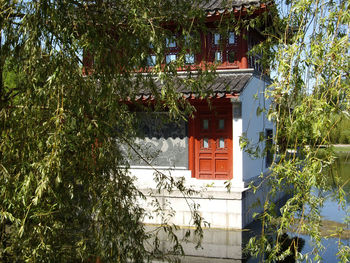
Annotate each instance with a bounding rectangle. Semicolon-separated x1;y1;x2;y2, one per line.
199;158;212;171
215;159;228;172
194;103;233;179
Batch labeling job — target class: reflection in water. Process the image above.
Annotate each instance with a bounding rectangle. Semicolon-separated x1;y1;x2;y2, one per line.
148;226;248;263
268;233;305;263
148;223;306;263
328;152;350;203
152;151;349;262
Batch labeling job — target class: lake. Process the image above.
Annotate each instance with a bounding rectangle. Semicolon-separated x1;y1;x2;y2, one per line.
295;151;350;262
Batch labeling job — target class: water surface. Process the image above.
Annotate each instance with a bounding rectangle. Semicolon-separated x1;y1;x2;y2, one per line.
178;151;350;262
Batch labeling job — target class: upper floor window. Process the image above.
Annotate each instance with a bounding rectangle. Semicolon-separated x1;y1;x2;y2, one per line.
184;35;192;46
183;34;198;65
228;32;235;45
166;54;177;64
165;35;178;64
147;55;156;66
215;51;222;63
248;32;263;72
213;33;221;45
185;53;195;64
265;129;273;168
209;31;238;66
166;36;177;48
146;34;198;67
227;50;235;63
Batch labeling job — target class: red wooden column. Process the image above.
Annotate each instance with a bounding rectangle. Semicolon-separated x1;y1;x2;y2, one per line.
188;116;196;177
240;30;248;69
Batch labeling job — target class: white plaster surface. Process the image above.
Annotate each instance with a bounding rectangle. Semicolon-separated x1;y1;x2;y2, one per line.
231;103;244;187
240;75;273;182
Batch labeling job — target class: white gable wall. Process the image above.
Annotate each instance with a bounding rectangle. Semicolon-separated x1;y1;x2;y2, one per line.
231;101;244;188
240;75;273;183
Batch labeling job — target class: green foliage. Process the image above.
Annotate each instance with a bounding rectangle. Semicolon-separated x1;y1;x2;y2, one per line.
242;0;350;262
0;0;211;262
329;115;350;144
1;0;349;262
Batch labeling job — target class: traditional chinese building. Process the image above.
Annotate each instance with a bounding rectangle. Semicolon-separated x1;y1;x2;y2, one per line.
122;0;283;230
85;0;283;229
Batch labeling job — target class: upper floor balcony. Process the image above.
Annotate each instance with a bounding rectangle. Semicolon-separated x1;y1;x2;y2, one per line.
83;0;267;75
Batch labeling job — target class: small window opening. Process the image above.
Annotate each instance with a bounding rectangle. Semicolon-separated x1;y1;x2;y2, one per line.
228;32;235;44
185;54;195;64
214;33;220;45
166;37;176;48
228;51;235;63
147;55;156;66
202;119;209;130
166;54;177;64
218;119;225;129
219;138;225;148
215;51;222;63
265;129;273;168
203;138;209;148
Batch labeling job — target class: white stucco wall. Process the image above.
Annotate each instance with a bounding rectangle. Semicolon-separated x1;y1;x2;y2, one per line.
240;75;273;182
231;101;244;188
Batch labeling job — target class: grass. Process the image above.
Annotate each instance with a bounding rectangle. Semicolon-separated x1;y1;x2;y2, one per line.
332;145;350;152
290;218;350;239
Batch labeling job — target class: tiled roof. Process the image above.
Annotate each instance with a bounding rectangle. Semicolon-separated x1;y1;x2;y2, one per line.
198;0;262;16
133;71;253;100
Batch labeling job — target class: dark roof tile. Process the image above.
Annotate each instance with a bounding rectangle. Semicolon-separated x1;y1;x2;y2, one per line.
132;71;253;100
199;0;262;15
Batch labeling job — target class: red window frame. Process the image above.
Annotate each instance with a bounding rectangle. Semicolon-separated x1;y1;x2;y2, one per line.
207;31;240;69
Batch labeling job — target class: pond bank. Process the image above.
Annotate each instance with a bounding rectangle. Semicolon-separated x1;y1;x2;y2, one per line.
290;218;350;239
332;145;350;152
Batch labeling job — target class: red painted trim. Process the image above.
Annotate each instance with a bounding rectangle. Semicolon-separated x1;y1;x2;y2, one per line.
240;30;248;69
188;116;195;177
224;94;239;99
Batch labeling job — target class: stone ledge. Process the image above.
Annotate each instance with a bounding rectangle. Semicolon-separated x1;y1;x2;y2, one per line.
139;187;248;200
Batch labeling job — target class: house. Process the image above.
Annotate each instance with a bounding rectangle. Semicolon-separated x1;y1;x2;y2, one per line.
86;0;285;230
123;0;286;230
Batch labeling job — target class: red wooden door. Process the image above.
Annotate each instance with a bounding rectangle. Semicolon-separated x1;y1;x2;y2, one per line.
194;105;232;179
